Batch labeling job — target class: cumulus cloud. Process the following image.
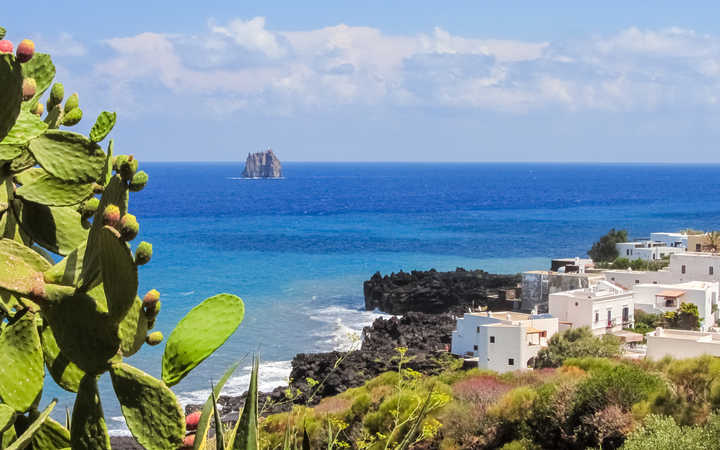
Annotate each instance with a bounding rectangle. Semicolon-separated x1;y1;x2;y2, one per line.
90;20;720;115
33;32;87;57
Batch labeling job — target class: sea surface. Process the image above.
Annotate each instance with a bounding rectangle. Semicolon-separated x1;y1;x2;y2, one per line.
39;162;720;432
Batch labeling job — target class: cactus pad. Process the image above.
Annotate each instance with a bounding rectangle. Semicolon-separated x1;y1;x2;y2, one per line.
20;53;55;110
0;54;23;142
0;404;13;433
15;171;95;206
44;104;63;129
20;201;89;255
99;225;138;321
70;376;111;450
41;285;120;375
110;362;185;450
89;111;116;143
162;294;245;386
0;311;44;412
28;131;105;183
0;237;49;297
43;241;90;287
31;416;71;449
40;323;84;393
0;144;21;161
118;296;149;357
2;110;48;146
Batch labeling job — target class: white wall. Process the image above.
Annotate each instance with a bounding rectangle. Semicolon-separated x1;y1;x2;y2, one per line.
669;253;720;283
549;292;633;335
646;329;720;359
633;282;717;329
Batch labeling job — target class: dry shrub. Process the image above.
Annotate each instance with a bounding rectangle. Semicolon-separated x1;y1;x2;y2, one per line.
314;396;352;415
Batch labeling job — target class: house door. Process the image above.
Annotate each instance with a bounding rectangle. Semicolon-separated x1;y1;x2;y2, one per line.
622;307;629;323
607;310;612;326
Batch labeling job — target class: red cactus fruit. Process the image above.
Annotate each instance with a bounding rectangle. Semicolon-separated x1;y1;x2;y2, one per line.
182;434;195;448
0;40;12;54
185;411;201;431
143;289;160;307
16;39;34;63
22;78;36;101
102;204;121;227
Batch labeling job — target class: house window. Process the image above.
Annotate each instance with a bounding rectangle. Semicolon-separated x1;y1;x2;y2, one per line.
489;336;495;343
697;244;702;251
627;249;630;256
473;345;478;351
635;280;640;284
710;266;714;275
594;311;599;323
682;265;686;274
508;358;514;366
622;306;629;323
477;326;480;333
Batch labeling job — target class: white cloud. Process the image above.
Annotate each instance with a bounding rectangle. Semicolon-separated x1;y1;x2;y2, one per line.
33;32;87;57
90;19;720;116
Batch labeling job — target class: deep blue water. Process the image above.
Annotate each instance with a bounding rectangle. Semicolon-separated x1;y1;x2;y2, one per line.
41;162;720;431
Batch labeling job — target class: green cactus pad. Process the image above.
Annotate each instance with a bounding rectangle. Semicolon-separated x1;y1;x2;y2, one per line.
41;284;120;375
118;296;149;357
28;130;105;183
0;144;21;161
99;225;138;321
79;175;127;290
231;356;259;450
193;361;241;450
40;323;84;393
20;200;89;255
0;237;49;297
43;241;89;286
8;148;35;172
100;140;114;186
1;110;47;146
20;53;55;111
0;27;5;40
0;54;23;142
14;167;45;185
31;416;71;450
0;404;14;433
0;311;44;412
110;362;185;450
70;376;110;450
15;171;94;206
89;112;116;143
5;400;56;450
1;426;16;449
162;294;245;386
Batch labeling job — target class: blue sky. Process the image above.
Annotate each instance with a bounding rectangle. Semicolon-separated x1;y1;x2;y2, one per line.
5;2;720;162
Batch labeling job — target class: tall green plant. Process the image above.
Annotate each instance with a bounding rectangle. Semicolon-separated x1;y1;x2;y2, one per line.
0;27;245;449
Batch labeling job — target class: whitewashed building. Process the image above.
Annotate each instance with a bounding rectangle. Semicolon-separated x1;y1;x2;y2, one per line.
615;241;685;262
633;281;718;330
646;327;720;360
451;311;559;373
548;281;634;335
650;232;688;249
602;252;720;289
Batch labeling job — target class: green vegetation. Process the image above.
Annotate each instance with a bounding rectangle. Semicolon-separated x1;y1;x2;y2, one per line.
0;28;245;448
245;353;720;449
533;327;623;369
588;228;628;262
596;257;669;271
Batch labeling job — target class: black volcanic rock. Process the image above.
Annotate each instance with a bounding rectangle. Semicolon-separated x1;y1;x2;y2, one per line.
242;149;282;178
364;268;521;315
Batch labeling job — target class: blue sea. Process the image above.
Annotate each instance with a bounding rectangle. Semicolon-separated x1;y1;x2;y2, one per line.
40;162;720;432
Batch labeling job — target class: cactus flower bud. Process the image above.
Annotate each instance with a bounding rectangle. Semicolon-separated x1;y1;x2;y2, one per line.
16;39;34;63
64;93;79;113
143;289;160;308
119;213;139;241
129;170;148;192
117;155;138;181
31;102;44;116
134;241;153;265
145;331;163;346
182;434;195;449
102;204;121;227
49;83;64;107
62;108;82;126
92;183;104;194
22;78;36;101
81;197;100;219
0;40;12;54
185;411;201;430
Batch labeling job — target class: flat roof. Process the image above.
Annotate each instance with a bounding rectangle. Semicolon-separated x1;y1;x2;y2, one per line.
468;311;532;321
649;329;720;343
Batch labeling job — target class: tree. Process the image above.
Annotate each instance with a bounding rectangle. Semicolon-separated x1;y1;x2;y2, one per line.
533;327;623;369
663;303;701;331
588;229;628;263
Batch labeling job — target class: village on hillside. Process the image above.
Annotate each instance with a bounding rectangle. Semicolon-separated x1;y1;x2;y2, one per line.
450;231;720;373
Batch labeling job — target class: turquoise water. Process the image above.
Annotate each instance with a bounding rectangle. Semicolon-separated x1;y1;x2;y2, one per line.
38;162;720;431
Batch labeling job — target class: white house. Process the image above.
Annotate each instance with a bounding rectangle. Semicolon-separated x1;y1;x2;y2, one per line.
615;241;685;262
646;327;720;360
451;311;559;373
633;281;718;329
650;232;688;249
602;252;720;289
548;281;634;335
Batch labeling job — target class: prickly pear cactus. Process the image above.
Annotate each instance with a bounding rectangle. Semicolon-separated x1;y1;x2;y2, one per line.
0;25;246;449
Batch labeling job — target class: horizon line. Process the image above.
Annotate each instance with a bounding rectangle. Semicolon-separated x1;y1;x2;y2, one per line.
138;160;720;165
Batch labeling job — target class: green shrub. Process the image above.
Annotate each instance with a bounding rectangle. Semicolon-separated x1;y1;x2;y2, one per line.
534;327;623;368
